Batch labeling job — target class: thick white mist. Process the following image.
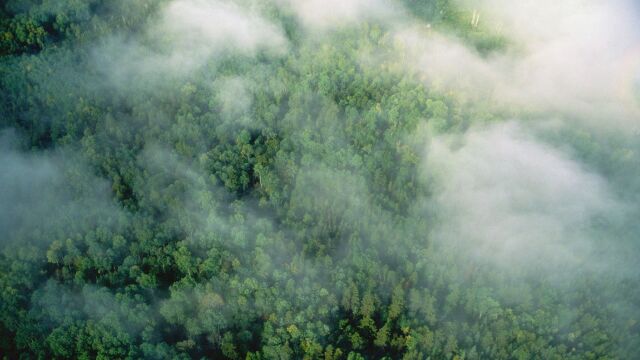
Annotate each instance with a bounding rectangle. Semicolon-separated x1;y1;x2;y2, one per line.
424;123;624;274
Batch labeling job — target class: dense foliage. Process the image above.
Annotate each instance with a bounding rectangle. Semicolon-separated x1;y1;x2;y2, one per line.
1;0;639;359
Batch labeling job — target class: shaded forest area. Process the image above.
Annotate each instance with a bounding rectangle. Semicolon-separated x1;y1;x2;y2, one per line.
1;0;640;359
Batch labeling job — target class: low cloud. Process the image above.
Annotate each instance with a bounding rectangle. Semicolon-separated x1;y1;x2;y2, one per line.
95;0;288;87
423;123;626;276
158;0;287;59
394;0;640;129
278;0;403;31
0;130;123;247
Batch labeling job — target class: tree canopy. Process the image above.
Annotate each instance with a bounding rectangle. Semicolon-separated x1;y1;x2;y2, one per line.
1;0;639;359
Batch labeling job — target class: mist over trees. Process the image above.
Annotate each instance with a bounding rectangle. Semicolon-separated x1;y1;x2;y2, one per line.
1;0;640;359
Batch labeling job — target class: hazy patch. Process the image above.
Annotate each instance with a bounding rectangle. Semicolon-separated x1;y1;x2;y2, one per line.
423;123;626;276
215;76;254;126
95;0;288;87
278;0;403;31
0;131;123;247
158;0;287;59
395;0;640;129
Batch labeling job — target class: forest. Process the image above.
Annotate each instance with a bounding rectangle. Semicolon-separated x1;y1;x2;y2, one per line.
1;0;640;359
